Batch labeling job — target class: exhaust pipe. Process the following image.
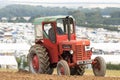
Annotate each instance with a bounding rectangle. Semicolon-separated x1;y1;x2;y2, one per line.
66;16;71;41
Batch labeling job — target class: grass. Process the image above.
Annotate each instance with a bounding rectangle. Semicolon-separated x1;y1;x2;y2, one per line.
106;70;120;77
53;68;120;77
0;69;18;72
85;69;120;77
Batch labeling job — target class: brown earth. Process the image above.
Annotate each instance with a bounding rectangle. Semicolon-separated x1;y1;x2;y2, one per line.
0;70;120;80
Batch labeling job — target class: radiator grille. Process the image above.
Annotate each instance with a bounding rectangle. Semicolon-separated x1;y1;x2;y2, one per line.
76;45;82;60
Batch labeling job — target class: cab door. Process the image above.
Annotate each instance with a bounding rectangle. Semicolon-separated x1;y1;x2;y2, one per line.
43;22;59;63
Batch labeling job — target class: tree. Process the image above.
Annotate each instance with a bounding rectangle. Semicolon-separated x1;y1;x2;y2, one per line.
110;11;120;18
85;11;103;24
70;10;86;25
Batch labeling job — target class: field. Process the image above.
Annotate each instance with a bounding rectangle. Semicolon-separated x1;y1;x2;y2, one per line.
0;69;120;80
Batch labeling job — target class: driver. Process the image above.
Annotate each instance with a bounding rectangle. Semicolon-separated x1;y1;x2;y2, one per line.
48;23;64;42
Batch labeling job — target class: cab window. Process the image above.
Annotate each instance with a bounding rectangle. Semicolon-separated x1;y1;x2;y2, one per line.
56;17;74;35
43;23;56;43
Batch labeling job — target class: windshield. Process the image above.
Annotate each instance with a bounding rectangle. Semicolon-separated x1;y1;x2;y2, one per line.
56;17;74;35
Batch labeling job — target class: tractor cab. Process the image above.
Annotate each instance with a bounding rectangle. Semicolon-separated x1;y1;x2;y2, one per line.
34;16;76;43
34;16;77;63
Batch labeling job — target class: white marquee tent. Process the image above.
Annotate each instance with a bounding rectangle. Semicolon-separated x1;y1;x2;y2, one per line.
0;56;18;69
91;43;120;51
0;43;31;56
0;43;31;69
0;43;30;51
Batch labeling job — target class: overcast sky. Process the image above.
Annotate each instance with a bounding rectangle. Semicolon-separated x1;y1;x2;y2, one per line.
5;0;120;3
1;0;120;8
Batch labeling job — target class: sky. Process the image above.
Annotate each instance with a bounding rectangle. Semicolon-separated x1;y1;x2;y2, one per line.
6;0;120;3
1;0;120;8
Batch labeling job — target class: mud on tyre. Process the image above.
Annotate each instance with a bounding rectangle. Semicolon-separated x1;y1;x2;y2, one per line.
27;44;53;74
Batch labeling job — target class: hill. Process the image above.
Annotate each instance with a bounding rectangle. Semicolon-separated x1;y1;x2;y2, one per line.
0;4;120;18
0;5;120;30
0;5;73;18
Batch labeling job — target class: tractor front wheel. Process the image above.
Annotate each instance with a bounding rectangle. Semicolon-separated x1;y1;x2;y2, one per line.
92;56;106;76
57;60;70;75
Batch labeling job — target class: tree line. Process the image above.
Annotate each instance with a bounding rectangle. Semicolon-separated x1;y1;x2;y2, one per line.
0;4;120;31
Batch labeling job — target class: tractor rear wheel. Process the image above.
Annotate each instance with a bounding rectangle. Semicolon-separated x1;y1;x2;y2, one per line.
76;66;85;75
28;44;53;74
92;56;106;76
57;60;70;75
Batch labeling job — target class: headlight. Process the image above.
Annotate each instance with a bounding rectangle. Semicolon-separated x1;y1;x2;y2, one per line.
85;46;90;51
91;47;95;52
70;50;74;54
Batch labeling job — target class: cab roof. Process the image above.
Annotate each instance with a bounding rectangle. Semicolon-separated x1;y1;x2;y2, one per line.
33;15;73;25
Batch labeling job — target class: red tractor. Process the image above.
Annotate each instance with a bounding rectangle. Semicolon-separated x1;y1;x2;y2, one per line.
27;16;106;76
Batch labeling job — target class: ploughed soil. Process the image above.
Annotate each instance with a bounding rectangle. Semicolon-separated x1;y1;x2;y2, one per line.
0;70;119;80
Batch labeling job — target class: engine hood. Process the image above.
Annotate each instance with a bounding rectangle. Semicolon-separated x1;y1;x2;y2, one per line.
59;39;90;46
